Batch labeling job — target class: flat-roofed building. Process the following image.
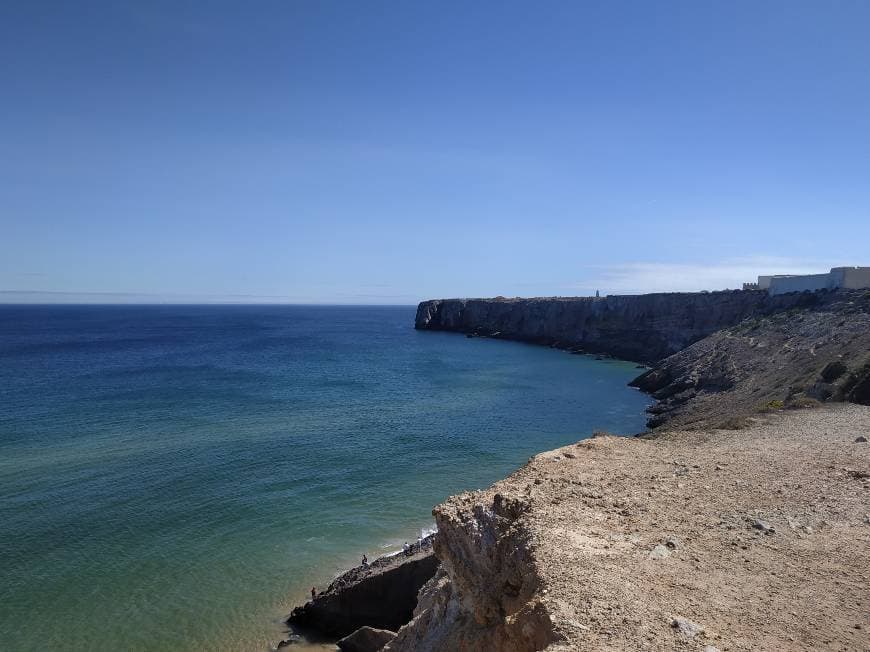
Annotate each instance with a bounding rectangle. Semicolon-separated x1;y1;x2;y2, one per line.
751;266;870;295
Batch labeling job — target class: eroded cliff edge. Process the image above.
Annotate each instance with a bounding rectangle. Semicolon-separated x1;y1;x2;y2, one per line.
386;406;870;651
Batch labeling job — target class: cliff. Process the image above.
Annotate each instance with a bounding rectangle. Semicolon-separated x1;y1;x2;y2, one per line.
417;289;870;429
415;291;818;364
386;405;870;651
384;494;557;652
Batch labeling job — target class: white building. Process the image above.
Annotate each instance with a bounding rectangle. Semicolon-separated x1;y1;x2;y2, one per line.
750;267;870;296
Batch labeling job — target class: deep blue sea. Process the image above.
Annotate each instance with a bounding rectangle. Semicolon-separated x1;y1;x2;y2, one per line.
0;305;649;651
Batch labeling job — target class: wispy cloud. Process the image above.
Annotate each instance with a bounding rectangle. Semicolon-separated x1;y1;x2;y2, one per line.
574;256;844;295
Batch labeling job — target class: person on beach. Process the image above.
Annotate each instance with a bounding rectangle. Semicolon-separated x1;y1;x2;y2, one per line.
310;587;316;601
361;554;368;567
402;542;410;556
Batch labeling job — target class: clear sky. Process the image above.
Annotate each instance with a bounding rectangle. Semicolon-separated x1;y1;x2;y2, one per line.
2;1;868;303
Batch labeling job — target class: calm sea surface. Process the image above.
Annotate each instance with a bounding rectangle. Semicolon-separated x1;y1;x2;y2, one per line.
0;305;649;651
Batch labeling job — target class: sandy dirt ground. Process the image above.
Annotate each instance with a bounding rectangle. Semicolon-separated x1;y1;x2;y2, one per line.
487;404;870;651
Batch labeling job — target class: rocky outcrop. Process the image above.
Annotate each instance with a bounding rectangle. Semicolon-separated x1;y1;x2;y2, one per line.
286;537;439;639
385;494;559;652
415;291;818;364
629;289;870;429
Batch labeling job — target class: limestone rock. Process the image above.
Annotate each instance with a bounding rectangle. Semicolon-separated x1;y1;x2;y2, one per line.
671;616;704;638
385;493;559;651
750;518;775;534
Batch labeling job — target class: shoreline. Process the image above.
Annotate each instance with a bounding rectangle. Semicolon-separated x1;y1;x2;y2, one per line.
279;289;870;650
278;351;651;650
281;403;870;650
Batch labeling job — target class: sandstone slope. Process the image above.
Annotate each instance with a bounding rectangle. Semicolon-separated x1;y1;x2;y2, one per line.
387;405;870;651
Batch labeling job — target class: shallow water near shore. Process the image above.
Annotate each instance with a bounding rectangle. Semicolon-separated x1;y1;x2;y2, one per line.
0;305;649;651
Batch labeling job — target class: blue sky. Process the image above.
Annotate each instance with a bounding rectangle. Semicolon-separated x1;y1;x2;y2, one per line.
2;1;868;303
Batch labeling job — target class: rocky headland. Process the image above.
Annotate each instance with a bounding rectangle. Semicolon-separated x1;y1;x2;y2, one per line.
414;290;822;363
283;288;870;651
417;289;870;430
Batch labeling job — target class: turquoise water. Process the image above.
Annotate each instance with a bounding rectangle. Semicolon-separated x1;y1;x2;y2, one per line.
0;305;649;651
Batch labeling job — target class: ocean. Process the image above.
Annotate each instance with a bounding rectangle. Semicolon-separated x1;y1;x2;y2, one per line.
0;305;650;651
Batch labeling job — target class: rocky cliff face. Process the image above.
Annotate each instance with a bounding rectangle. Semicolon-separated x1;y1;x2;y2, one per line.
415;291;818;364
384;493;558;652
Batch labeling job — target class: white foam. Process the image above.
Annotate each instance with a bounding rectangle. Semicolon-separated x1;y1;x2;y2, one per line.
373;524;437;561
420;525;437;540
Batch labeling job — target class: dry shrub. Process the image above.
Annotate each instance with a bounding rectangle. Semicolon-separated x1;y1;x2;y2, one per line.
759;399;785;412
718;416;751;430
787;396;822;410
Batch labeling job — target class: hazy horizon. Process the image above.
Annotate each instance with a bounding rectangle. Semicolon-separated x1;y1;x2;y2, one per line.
2;2;868;303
